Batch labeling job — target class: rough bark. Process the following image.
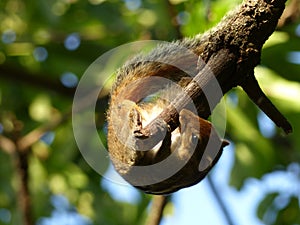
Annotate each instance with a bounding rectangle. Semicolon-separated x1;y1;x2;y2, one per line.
129;0;291;151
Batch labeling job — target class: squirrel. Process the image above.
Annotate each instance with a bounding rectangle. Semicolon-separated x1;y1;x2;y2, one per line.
106;0;291;195
107;40;230;194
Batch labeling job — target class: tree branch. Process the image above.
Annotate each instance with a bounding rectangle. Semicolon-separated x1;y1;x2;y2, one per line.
0;135;32;225
128;0;291;151
0;110;72;225
146;195;168;225
0;64;75;97
277;0;300;27
13;148;33;225
6;118;34;225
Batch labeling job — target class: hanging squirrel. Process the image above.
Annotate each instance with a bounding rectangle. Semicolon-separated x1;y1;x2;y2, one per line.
106;0;291;195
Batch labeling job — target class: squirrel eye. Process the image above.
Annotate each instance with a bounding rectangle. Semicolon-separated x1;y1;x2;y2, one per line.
191;134;198;144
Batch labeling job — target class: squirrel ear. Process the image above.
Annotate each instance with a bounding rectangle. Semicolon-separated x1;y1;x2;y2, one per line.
240;71;292;134
221;139;230;148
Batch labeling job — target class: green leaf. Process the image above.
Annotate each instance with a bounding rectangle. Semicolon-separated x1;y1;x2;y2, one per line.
275;197;300;225
257;192;278;221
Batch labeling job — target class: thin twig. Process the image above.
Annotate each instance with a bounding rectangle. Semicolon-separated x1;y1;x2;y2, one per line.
17;111;71;152
9;119;33;225
277;0;300;27
146;195;168;225
13;149;32;225
0;136;32;225
0;135;16;154
207;175;236;225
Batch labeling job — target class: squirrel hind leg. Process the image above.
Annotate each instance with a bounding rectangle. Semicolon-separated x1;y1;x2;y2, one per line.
240;71;292;134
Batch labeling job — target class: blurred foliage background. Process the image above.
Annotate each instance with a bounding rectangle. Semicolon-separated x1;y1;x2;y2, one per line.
0;0;299;225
